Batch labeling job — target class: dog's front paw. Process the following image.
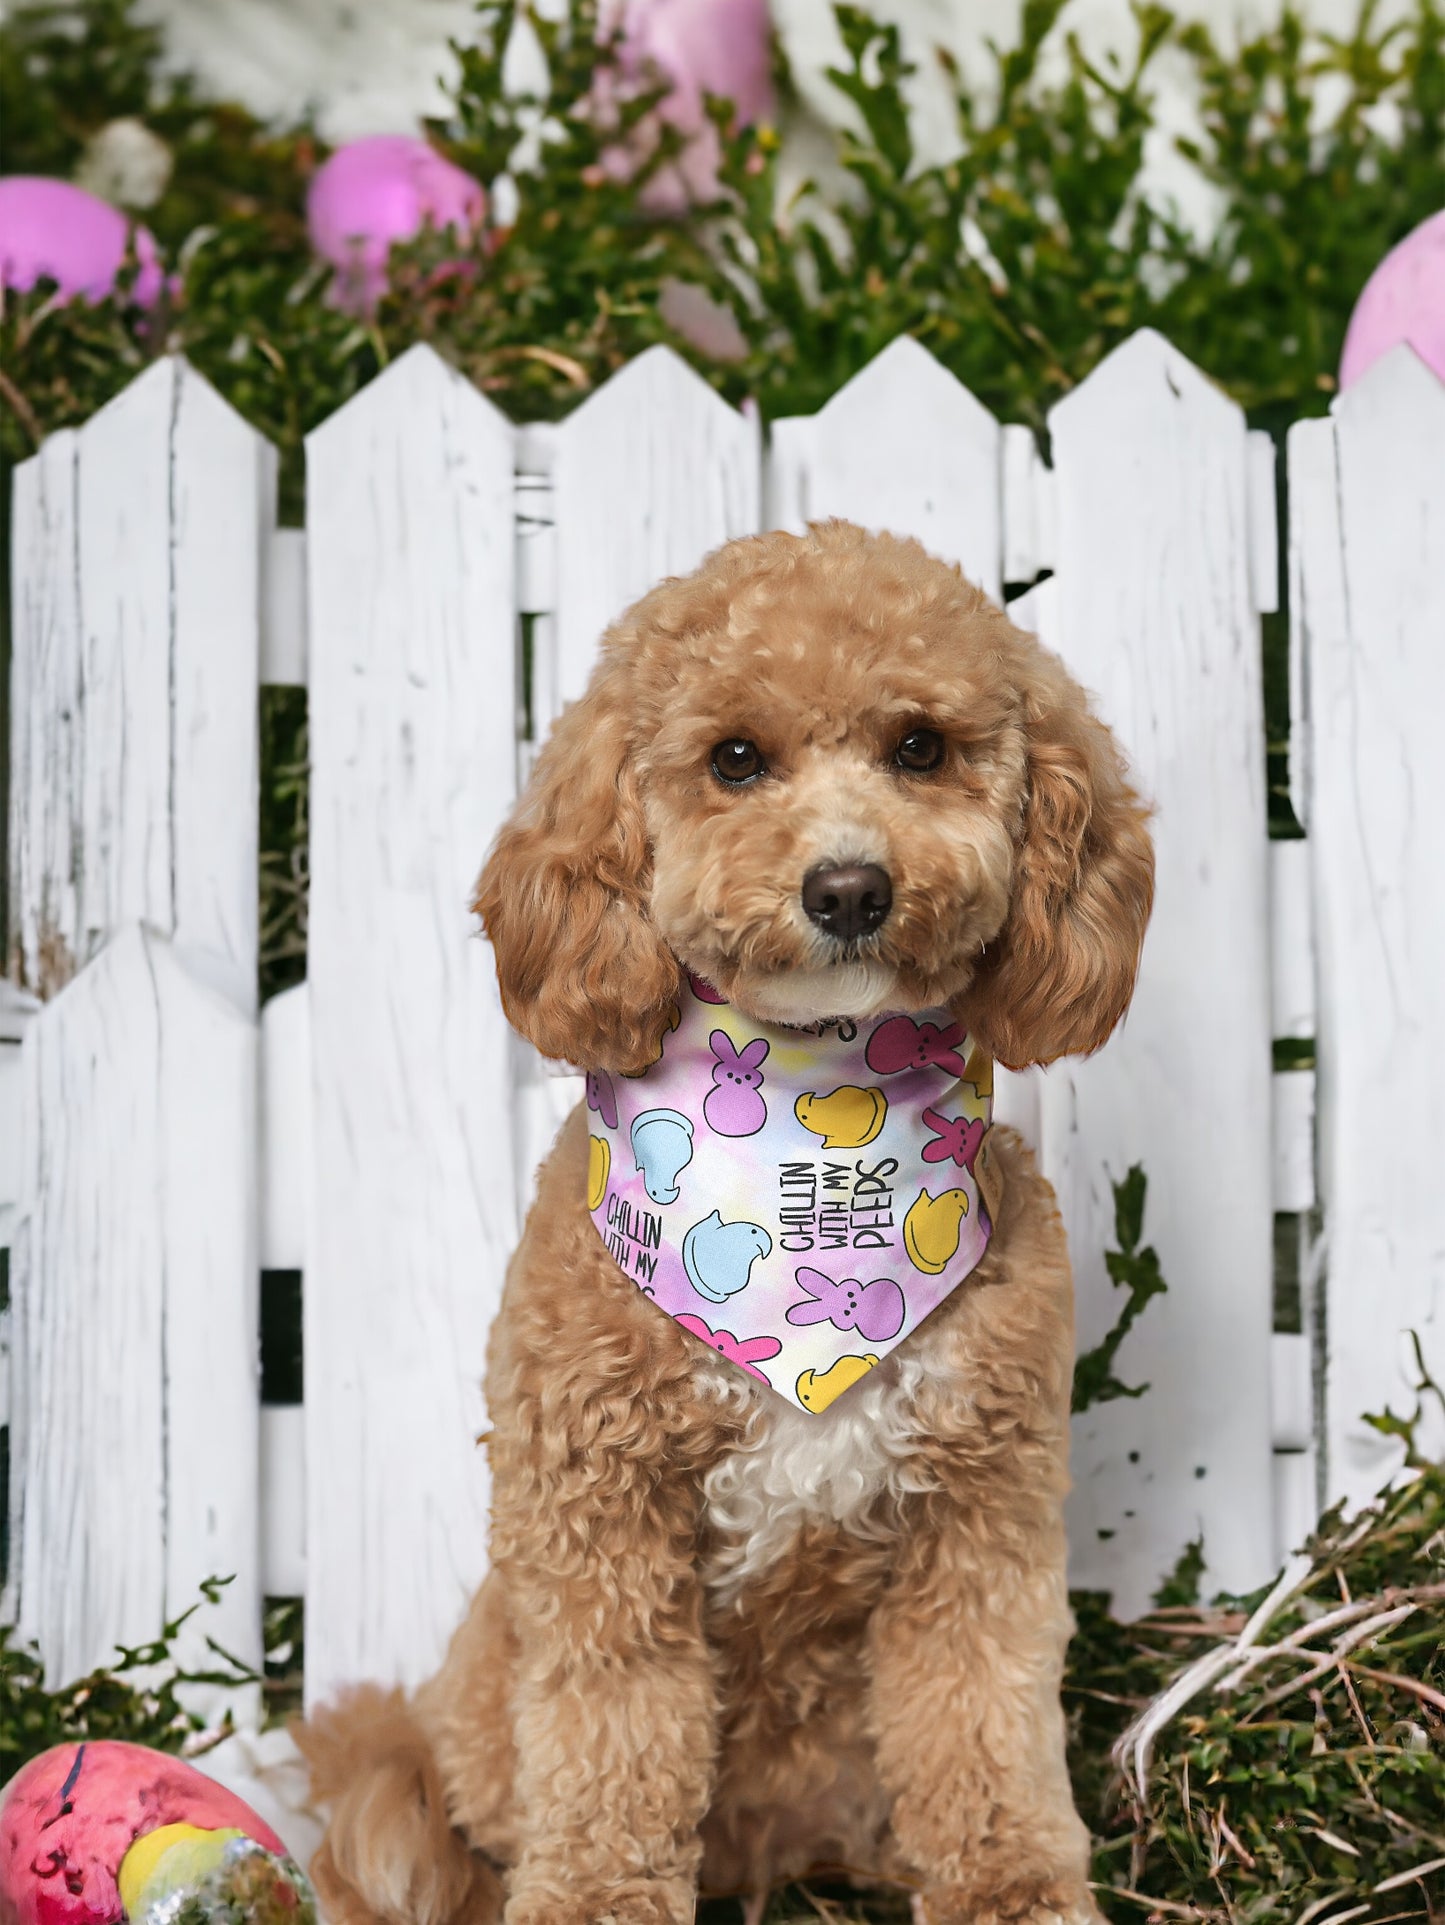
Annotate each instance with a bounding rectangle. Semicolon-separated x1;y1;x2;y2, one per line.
504;1874;693;1925
912;1877;1103;1925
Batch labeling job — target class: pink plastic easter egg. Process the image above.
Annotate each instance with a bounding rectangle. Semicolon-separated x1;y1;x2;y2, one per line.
601;0;774;211
307;135;485;311
0;1740;302;1925
1339;208;1445;390
0;177;164;307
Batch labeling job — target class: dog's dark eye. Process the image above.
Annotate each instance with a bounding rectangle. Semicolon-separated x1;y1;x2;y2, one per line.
894;728;946;773
711;739;766;785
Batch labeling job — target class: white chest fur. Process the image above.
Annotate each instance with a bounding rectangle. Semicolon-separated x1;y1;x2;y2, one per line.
698;1354;931;1608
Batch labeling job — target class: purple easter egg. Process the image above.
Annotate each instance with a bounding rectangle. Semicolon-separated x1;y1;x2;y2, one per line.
0;177;164;306
1340;209;1445;390
306;135;485;311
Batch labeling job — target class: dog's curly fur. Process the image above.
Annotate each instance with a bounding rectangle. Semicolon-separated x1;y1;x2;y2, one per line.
298;523;1155;1925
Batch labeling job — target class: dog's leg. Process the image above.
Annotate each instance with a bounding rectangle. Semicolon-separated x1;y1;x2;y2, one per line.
865;1137;1101;1925
866;1527;1097;1925
492;1430;721;1925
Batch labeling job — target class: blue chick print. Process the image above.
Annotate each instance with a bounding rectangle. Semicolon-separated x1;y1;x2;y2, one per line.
630;1108;694;1204
683;1211;772;1304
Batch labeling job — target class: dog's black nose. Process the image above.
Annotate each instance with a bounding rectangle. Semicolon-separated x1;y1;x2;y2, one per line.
801;864;893;942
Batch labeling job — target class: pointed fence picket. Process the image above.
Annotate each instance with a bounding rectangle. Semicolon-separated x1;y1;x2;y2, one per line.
3;335;1443;1708
1042;332;1276;1612
303;345;521;1706
513;349;762;1236
769;335;1003;599
3;361;266;1692
1290;347;1445;1503
542;344;762;728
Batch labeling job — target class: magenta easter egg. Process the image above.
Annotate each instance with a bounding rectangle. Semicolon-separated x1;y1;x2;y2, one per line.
0;1741;312;1925
306;135;485;311
0;177;165;307
1339;208;1445;390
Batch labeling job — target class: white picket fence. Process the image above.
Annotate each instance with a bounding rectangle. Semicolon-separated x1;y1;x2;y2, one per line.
2;332;1442;1714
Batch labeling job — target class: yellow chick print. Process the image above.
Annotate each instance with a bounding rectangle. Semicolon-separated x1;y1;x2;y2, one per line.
797;1353;881;1411
903;1187;970;1274
587;1135;611;1211
794;1085;888;1149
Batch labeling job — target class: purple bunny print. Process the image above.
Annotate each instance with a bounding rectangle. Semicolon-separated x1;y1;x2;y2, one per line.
921;1108;988;1173
787;1266;905;1343
586;1069;618;1131
865;1014;969;1079
703;1030;769;1136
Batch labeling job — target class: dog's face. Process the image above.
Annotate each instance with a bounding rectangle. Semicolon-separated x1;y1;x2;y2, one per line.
477;523;1154;1074
638;572;1022;1027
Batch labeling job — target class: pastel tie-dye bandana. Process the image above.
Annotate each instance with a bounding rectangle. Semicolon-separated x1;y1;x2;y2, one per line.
585;974;995;1414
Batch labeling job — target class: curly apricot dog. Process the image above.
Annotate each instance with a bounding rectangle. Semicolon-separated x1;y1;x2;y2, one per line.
300;522;1154;1925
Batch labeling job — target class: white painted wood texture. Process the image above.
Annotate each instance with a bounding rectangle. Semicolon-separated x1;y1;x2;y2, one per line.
1044;332;1275;1613
7;431;81;994
260;984;310;1271
7;361;263;1011
547;345;761;725
304;345;520;1706
1294;348;1445;1501
518;348;761;1205
4;927;259;1689
769;336;1003;600
9;333;1445;1701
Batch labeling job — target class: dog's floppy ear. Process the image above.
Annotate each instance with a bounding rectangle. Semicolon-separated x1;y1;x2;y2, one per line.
961;637;1155;1070
473;658;681;1073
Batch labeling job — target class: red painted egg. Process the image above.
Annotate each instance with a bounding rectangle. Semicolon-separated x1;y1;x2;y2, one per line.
0;1741;312;1925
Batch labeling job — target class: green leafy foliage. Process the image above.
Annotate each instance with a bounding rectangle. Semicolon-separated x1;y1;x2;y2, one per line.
3;0;1442;982
0;1586;307;1779
0;1580;253;1782
1084;1465;1445;1921
1073;1164;1170;1415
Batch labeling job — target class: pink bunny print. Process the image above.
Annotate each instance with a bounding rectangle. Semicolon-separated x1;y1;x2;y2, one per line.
675;1314;782;1385
865;1014;969;1079
786;1266;905;1343
703;1031;769;1136
921;1108;987;1173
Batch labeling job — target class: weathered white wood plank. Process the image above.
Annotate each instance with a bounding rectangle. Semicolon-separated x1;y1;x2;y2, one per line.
1270;1333;1313;1452
260;984;310;1272
5;927;258;1688
7;432;81;995
8;362;263;1009
1045;330;1275;1614
261;1404;306;1599
1300;347;1445;1501
1272;1449;1318;1562
1001;422;1055;586
768;336;1003;600
1246;429;1279;615
158;363;266;1010
1270;838;1315;1040
1272;1070;1316;1215
155;937;260;1694
548;345;760;723
0;983;40;1236
305;344;519;1705
262;527;308;685
1285;418;1340;835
